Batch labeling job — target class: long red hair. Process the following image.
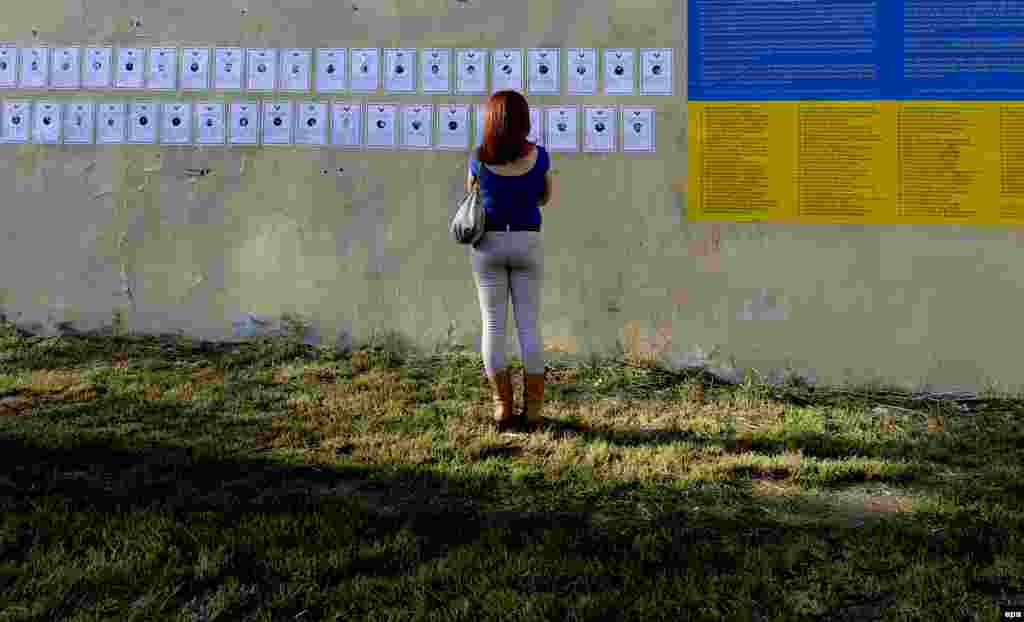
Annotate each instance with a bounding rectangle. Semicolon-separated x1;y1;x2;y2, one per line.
475;90;533;166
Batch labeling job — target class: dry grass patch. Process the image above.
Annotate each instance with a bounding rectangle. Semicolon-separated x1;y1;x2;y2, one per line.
190;367;226;386
23;368;84;393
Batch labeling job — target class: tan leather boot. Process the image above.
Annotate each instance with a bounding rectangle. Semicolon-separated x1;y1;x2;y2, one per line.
520;372;546;431
488;368;517;432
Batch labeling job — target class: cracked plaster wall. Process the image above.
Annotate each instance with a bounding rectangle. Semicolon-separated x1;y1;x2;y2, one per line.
2;0;1023;396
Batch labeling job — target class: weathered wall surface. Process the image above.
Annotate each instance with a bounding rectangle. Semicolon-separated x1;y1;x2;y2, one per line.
1;0;1020;396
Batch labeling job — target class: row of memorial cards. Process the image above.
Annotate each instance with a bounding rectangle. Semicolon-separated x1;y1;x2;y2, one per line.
0;46;672;96
0;100;656;151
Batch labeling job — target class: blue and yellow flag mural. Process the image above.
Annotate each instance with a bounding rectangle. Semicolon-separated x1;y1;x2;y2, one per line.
688;0;1024;224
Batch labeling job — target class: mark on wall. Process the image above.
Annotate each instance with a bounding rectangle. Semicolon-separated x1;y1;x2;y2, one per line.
543;335;578;354
737;287;787;321
621;319;673;363
688;223;720;257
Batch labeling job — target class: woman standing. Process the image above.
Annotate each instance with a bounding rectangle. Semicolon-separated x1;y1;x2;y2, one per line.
466;90;553;433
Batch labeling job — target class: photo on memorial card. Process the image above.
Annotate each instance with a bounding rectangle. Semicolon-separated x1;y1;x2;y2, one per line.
127;101;158;144
195;101;225;145
640;48;672;96
567;48;598;95
527;48;559;95
0;46;18;87
181;47;211;90
384;49;416;93
83;47;113;88
262;100;293;145
544;105;578;152
295;101;327;146
436;103;469;151
115;47;145;89
365;102;397;149
247;48;279;91
603;48;636;95
491;48;523;94
621;106;655;152
1;101;30;143
456;49;487;95
400;103;432;150
421;48;451;94
349;48;380;93
19;46;50;89
32;101;61;144
330;100;362;149
229;101;260;145
97;101;127;144
316;48;347;93
281;48;312;92
161;102;192;145
52;47;82;90
583;105;616;152
146;47;177;90
213;47;244;90
63;101;95;144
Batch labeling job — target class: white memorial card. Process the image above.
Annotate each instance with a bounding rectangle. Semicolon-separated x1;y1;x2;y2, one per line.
128;101;157;143
528;107;542;145
33;101;61;144
161;102;192;144
349;48;379;93
330;101;361;148
146;47;177;90
229;101;259;144
195;101;225;144
401;103;432;150
474;103;485;149
315;48;346;93
545;105;578;152
19;47;49;88
583;106;616;152
640;48;672;95
622;106;655;152
420;48;450;93
384;48;416;93
97;102;126;144
52;47;81;89
491;48;523;94
181;47;210;90
295;101;327;145
604;48;635;95
247;48;278;91
115;48;145;89
262;101;292;144
0;46;17;87
436;104;469;151
280;48;311;92
365;102;397;149
213;47;243;90
63;101;95;144
527;48;559;95
456;49;486;95
1;101;30;143
567;48;597;95
83;47;112;88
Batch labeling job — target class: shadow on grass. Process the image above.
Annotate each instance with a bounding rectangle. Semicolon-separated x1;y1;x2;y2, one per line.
0;428;1019;621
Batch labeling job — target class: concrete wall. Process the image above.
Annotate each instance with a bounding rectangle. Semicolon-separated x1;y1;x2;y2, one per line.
1;0;1020;397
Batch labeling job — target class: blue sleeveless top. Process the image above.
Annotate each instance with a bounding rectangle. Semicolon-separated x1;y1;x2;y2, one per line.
468;144;549;230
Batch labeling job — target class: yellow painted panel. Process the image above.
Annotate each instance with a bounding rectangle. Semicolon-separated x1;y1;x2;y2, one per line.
690;101;1024;225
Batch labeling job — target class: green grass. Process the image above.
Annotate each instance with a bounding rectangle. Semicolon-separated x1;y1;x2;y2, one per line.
1;319;1023;621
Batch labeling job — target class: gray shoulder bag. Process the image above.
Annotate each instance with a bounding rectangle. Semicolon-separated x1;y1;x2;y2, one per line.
450;176;486;248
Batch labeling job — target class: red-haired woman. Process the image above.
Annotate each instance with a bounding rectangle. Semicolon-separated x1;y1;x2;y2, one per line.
466;90;553;433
